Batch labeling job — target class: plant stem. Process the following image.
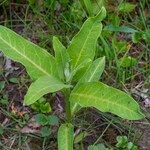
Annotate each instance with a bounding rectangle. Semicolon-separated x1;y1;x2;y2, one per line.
64;88;72;123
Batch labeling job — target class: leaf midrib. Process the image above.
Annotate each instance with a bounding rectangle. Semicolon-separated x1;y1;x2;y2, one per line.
73;20;97;68
71;92;138;115
0;36;50;76
87;59;103;82
26;83;68;103
65;126;69;149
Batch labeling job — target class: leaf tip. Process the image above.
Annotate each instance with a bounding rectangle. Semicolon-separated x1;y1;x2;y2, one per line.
96;6;107;21
23;96;32;106
52;36;58;44
102;56;106;61
23;101;27;106
53;36;57;41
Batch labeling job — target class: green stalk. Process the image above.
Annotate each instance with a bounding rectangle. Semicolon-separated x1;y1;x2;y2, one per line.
64;88;72;123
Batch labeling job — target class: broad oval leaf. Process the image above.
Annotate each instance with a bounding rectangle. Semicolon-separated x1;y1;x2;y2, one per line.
0;25;58;80
67;7;106;69
70;82;145;120
53;36;70;81
24;76;71;105
58;123;74;150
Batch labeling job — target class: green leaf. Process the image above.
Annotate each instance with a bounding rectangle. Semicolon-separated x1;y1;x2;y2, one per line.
41;126;52;137
93;0;105;15
70;82;145;120
53;36;70;80
0;25;58;80
67;7;106;69
31;98;46;112
68;58;92;82
0;81;5;91
0;127;4;135
127;142;137;150
96;144;108;150
71;57;105;114
118;2;136;13
40;102;51;113
104;25;137;33
58;123;74;150
24;114;30;121
81;0;93;17
0;94;8;105
112;40;127;53
24;75;71;105
107;13;121;26
9;78;19;84
88;145;99;150
78;57;105;84
47;115;59;125
116;136;128;148
88;144;110;150
74;131;89;144
72;61;91;81
120;57;137;68
28;0;36;5
143;30;150;42
34;114;48;126
132;32;143;43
